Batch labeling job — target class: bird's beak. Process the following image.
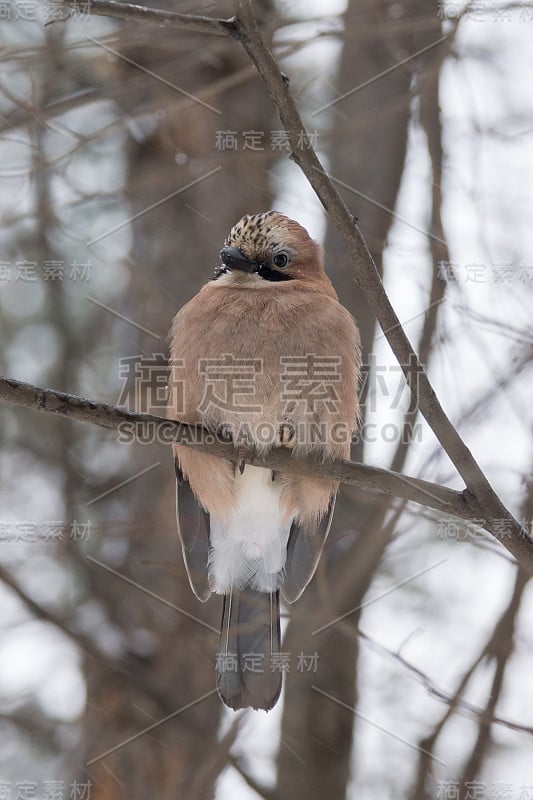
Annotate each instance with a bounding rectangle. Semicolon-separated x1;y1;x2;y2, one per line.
219;247;259;273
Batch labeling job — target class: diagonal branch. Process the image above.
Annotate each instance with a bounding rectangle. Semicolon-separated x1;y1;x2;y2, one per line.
229;7;472;481
231;0;530;556
1;375;532;571
357;618;533;738
0;562;218;725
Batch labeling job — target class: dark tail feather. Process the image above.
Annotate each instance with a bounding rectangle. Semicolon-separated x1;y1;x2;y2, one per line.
216;588;282;711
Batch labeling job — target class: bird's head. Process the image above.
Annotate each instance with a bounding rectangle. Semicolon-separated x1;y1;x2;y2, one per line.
214;211;324;287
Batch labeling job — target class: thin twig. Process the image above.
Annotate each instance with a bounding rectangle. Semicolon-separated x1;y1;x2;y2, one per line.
0;560;212;719
58;0;238;36
357;620;533;738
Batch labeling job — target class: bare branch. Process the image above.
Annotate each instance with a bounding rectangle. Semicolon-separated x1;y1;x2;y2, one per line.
57;0;238;36
411;477;533;797
0;561;133;675
228;8;453;474
231;0;531;560
358;621;533;738
1;375;532;570
456;568;529;787
0;560;210;719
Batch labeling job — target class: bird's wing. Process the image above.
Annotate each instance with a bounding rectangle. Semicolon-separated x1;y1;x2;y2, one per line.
174;456;212;602
281;494;336;604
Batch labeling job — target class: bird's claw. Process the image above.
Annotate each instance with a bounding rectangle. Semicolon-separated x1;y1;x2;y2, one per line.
233;443;256;476
278;423;296;448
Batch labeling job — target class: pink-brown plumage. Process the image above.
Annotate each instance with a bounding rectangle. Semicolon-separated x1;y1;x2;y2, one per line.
167;211;361;710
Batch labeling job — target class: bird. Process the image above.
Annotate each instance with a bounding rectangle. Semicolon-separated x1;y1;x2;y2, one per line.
167;211;361;711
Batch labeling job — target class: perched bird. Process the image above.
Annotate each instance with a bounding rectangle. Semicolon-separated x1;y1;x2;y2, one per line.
167;211;361;710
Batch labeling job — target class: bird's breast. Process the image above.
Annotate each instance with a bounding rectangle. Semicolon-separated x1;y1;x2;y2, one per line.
169;284;359;459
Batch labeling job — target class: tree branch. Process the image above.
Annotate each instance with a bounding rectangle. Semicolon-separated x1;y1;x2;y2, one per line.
231;0;531;555
231;6;488;480
0;560;210;719
57;0;238;36
357;622;533;739
1;375;532;570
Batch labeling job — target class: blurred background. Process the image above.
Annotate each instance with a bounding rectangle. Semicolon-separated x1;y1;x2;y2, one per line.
0;0;532;798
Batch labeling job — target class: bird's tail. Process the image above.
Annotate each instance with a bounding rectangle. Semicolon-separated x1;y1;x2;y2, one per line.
216;588;282;711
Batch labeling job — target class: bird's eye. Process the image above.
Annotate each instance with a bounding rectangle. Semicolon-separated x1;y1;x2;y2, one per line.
273;253;289;268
